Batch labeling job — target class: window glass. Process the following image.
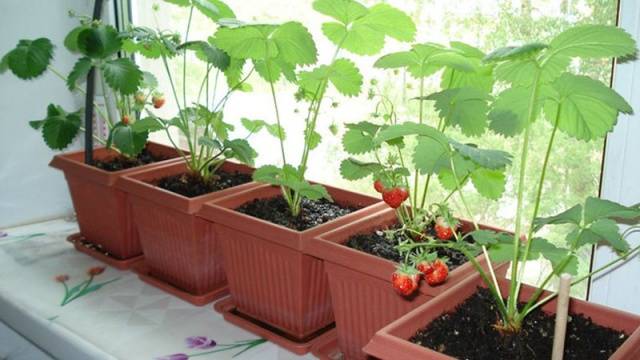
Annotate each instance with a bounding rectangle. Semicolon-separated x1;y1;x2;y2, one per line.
131;0;618;297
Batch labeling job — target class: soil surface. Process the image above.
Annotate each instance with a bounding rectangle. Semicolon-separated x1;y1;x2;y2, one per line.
93;148;166;172
236;196;357;231
345;224;472;271
411;287;628;360
156;171;251;198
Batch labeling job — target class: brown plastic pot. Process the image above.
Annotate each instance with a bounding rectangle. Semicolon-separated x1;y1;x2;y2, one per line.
49;142;181;268
306;208;508;360
117;160;259;305
198;185;385;342
364;275;640;360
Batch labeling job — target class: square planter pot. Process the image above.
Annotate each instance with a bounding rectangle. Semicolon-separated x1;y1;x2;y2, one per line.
363;275;640;360
49;142;182;269
306;208;508;360
117;160;259;305
197;184;385;353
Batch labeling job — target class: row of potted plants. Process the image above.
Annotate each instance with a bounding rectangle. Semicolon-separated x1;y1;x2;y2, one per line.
3;0;640;358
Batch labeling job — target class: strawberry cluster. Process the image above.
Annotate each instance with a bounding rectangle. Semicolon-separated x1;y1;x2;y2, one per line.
392;257;449;297
374;180;409;208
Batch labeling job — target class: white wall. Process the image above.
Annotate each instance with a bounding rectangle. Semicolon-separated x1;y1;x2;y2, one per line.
0;0;94;228
589;0;640;314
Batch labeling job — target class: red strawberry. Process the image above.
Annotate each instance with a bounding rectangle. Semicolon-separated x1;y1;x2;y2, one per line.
391;266;420;297
121;115;130;125
152;94;165;109
434;216;455;240
425;260;448;286
382;187;409;209
374;180;386;193
416;261;434;275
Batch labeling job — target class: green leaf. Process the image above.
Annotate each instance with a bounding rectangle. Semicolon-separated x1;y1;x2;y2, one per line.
77;25;122;59
101;58;143;95
494;55;570;87
37;104;81;150
192;0;236;22
470;229;500;245
66;57;92;91
121;38;163;59
449;141;512;170
547;25;636;60
253;165;283;184
587;219;630;253
64;26;89;53
529;238;579;275
339;158;383;180
254;59;282;82
488;86;550;137
213;25;278;60
375;43;462;78
299;58;363;97
181;40;230;70
342;126;377;155
318;2;415;55
5;38;54;79
199;136;222;150
423;87;490;136
437;155;475;191
483;42;548;63
413;135;449;175
223;139;257;166
356;3;416;43
583;196;640;224
293;182;333;201
305;129;321;149
375;122;448;146
109;124;148;156
271;22;317;66
163;0;190;6
131;117;165;133
312;0;368;25
545;73;633;141
141;71;158;89
224;57;246;88
470;168;506;200
0;53;9;74
241;118;266;132
533;204;582;232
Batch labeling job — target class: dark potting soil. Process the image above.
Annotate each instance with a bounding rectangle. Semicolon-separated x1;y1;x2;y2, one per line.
156;170;251;198
345;224;472;271
410;287;628;360
236;196;358;231
92;148;166;172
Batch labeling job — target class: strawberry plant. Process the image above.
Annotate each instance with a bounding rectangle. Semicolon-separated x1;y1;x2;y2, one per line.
122;0;260;181
398;24;640;333
211;0;417;217
1;14;156;159
340;41;513;293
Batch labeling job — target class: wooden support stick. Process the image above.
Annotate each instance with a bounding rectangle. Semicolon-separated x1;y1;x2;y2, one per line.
552;273;572;360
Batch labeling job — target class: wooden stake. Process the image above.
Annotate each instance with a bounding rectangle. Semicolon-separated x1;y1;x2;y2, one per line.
552;273;572;360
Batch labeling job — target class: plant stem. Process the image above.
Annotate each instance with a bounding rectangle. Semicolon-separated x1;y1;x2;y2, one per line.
97;68;115;128
515;104;562;301
414;76;425;208
507;70;542;317
183;5;194;109
522;241;640;318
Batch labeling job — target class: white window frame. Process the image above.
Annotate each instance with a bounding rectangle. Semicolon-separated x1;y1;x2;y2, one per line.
589;0;640;315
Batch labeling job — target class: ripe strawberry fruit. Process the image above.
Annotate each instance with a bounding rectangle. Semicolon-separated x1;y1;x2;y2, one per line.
152;94;165;109
121;115;130;125
391;265;420;297
416;260;434;275
425;259;448;286
374;180;386;193
434;216;455;240
382;187;409;208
